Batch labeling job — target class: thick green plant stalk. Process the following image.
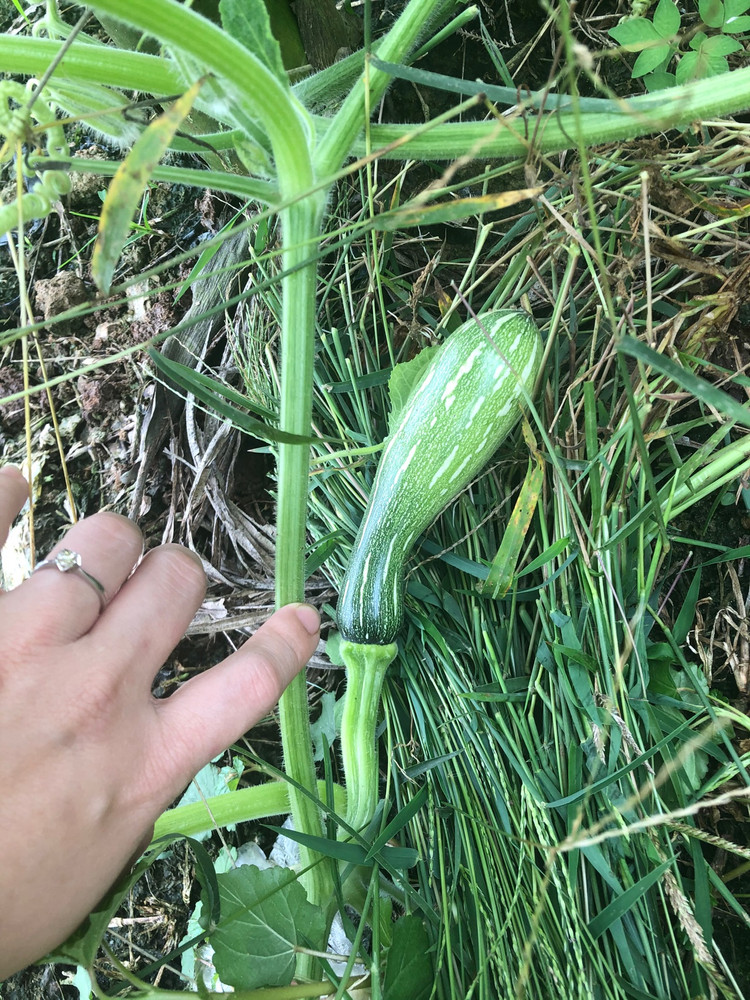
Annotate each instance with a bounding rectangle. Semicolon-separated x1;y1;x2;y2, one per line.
75;0;312;175
338;641;398;833
152;779;346;840
274;196;331;920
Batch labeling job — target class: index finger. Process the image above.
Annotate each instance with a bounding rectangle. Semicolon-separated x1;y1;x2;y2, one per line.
0;466;29;552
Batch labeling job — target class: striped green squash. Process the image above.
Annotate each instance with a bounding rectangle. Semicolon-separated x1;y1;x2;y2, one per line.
337;309;543;645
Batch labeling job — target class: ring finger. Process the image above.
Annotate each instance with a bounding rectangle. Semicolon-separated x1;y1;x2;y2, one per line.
1;512;144;646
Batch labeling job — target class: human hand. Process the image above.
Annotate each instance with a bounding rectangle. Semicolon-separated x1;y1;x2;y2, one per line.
0;464;320;979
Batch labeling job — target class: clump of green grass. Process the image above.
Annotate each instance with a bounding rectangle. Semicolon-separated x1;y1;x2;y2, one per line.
297;127;750;998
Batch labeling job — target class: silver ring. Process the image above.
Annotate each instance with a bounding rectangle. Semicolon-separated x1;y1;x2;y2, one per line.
32;548;107;610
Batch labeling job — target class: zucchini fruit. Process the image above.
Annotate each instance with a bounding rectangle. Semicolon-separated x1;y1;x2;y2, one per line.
337;309;542;644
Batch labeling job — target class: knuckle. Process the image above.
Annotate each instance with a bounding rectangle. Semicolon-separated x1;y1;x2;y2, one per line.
155;547;206;598
247;647;286;705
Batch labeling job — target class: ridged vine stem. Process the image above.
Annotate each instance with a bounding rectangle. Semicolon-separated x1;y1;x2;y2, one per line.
314;0;450;179
274;197;332;938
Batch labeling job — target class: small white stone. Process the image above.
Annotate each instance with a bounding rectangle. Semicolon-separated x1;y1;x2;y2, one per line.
55;549;81;572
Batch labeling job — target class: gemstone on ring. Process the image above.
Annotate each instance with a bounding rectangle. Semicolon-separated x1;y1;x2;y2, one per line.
54;549;82;572
31;548;107;610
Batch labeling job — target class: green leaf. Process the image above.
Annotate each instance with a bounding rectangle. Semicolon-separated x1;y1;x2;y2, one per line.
372;189;541;231
325;630;346;666
725;0;750;17
632;43;673;76
211;865;325;989
588;860;673;939
365;784;429;861
387;345;440;433
148;348;274;419
265;824;419;869
480;447;544;598
550;643;599;673
706;54;731;75
644;67;676;90
219;0;286;83
609;17;662;49
383;915;433;1000
699;0;726;26
92;79;204;293
310;690;344;761
652;0;681;36
544;717;693;808
701;33;743;54
305;531;344;579
675;49;701;83
617;337;750;428
403;749;464;778
724;12;750;29
518;535;572;577
672;566;702;645
174;758;243;841
147;348;317;444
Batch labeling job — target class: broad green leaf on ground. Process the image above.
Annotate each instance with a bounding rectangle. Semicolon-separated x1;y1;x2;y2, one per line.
92;78;204;293
609;17;664;49
700;0;727;26
677;32;741;82
387;344;440;433
702;0;750;28
219;0;286;82
696;32;744;55
725;11;750;30
210;865;325;989
633;42;672;76
383;915;433;1000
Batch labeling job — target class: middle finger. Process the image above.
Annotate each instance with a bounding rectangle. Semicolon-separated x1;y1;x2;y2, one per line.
78;544;207;684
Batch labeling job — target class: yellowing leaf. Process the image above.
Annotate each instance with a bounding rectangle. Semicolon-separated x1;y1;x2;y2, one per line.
92;78;205;293
371;188;542;231
480;419;544;599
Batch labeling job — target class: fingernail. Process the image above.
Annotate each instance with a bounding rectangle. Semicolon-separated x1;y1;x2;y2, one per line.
1;464;26;480
291;602;320;635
